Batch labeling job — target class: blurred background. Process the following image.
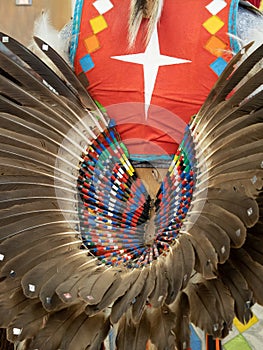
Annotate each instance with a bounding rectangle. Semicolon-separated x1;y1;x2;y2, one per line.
0;0;76;46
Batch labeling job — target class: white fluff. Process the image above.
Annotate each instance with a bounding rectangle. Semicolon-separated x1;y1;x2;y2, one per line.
29;11;71;73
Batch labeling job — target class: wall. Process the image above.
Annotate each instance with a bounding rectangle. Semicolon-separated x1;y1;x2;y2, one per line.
0;0;72;46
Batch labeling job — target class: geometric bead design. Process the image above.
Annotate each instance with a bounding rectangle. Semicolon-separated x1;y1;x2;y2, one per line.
210;57;228;76
233;315;259;333
84;35;100;53
203;15;225;35
224;333;252;350
206;0;227;15
90;15;108;34
79;54;95;72
205;35;227;57
93;0;113;14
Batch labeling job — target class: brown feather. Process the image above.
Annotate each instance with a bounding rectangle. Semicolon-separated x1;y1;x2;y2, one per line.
193;187;259;228
1;232;80;281
185;214;230;264
172;292;191;350
182;230;218;279
21;252;88;299
7;301;48;343
41;259;99;311
198;42;255;116
0;32;79;103
189;202;247;247
110;267;149;324
177;234;195;289
78;267;122;305
149;305;177;350
205;140;263;175
85;269;141;317
0;85;92;149
26;305;84;350
55;262;103;306
203;279;235;337
0;223;76;269
0;288;28;328
218;261;253;324
186;281;221;337
60;312;110;350
131;264;155;323
198;43;263;120
33;36;103;115
195;94;263;152
210;170;263;198
116;313;136;350
196;123;263;167
148;258;168;308
230;248;263;305
116;310;151;350
243;232;263;265
165;242;184;305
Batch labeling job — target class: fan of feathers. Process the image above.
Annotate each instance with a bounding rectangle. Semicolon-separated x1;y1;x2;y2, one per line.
0;32;262;350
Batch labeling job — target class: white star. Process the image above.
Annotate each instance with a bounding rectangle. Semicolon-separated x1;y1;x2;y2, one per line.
111;26;191;118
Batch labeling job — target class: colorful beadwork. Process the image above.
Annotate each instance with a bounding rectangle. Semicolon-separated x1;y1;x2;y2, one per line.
77;122;196;268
